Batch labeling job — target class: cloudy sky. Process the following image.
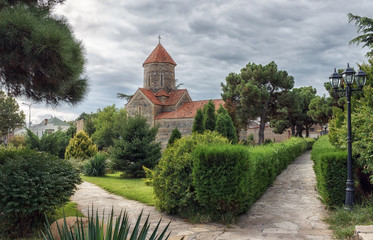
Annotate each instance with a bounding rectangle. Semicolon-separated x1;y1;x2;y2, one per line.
17;0;373;125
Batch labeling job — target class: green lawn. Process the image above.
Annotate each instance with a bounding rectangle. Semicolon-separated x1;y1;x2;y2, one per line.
326;201;373;239
82;173;155;206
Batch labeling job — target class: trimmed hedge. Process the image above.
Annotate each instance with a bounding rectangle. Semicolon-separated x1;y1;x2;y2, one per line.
192;145;251;218
311;136;347;207
0;148;81;237
154;136;313;222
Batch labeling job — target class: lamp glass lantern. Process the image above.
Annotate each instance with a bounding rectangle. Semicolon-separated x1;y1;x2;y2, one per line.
356;69;367;88
342;63;356;85
329;68;342;89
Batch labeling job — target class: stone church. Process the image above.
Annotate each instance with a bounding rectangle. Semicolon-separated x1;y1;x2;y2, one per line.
125;42;223;147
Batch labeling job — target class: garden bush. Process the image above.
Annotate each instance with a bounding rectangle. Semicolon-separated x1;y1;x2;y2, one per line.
0;147;81;238
83;152;107;176
311;136;347;207
153;131;229;218
65;130;98;160
192;145;251;220
153;136;313;223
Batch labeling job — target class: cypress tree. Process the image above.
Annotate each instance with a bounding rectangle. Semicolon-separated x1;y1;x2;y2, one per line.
215;112;238;144
167;128;182;147
192;109;205;134
203;100;216;131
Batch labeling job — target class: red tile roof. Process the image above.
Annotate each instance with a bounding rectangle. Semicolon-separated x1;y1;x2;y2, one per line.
155;99;225;119
143;43;176;66
138;88;187;106
155;89;170;97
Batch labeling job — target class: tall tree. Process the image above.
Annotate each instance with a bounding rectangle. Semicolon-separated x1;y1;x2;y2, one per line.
308;95;333;127
292;86;317;137
192;109;204;134
221;61;294;144
0;91;25;137
215;112;237;144
203;100;216;131
348;13;373;58
111;114;161;178
91;105;122;150
0;0;87;105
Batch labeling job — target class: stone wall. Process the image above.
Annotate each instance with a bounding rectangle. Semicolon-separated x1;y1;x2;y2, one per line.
143;63;175;92
126;93;154;126
155;118;194;148
245;126;290;143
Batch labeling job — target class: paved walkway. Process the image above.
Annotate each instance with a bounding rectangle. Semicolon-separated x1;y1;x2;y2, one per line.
71;152;332;240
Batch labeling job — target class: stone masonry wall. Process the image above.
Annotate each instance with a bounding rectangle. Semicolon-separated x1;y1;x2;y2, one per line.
143;63;175;92
126;93;154;126
155;118;194;148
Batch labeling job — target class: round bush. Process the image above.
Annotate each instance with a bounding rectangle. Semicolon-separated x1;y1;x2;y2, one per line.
0;148;81;237
152;131;229;217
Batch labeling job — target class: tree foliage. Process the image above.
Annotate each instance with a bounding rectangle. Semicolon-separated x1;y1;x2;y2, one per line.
203;100;216;131
111;114;161;178
65;131;98;160
91;105;125;149
308;95;333;126
0;1;87;105
167;128;181;147
215;111;237;144
221;61;294;144
192;108;204;134
348;13;373;58
0;91;25;137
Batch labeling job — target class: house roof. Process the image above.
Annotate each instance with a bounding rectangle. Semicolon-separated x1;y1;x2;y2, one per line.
138;88;188;106
37;117;69;127
143;43;176;66
155;99;225;119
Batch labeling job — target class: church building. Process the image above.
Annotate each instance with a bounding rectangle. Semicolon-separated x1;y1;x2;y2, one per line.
125;42;223;147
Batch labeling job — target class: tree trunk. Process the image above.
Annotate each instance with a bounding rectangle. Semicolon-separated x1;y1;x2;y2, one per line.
291;124;296;136
305;126;310;137
258;100;269;145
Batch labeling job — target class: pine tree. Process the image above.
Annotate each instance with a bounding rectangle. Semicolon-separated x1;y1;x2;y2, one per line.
203;100;216;131
65;131;98;160
192;109;205;134
167;128;181;147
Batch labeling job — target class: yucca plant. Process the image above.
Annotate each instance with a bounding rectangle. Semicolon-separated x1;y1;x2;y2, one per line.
41;207;174;240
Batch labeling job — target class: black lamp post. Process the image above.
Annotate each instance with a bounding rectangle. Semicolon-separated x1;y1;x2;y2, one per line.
329;63;367;208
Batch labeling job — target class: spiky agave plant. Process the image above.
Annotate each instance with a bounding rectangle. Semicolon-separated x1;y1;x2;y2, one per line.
41;207;174;240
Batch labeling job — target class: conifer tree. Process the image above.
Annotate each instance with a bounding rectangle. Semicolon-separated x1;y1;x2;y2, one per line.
203;100;216;131
167;128;182;147
65;131;98;160
192;109;205;134
215;112;238;144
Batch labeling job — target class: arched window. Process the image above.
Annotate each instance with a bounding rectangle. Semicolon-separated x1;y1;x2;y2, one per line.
160;74;164;87
138;106;142;115
148;77;150;87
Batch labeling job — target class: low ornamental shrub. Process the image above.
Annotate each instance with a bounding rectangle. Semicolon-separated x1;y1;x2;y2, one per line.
192;145;251;220
152;131;229;217
65;131;98;160
311;136;347;207
0;148;81;238
83;152;107;177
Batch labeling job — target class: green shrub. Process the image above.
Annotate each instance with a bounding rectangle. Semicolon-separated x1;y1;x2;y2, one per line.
8;135;26;148
65;131;98;160
153;136;312;223
153;131;229;217
0;148;81;238
83;152;107;176
311;136;347;207
192;145;251;220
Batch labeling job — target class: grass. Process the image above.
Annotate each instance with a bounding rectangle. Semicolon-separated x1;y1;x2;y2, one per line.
82;172;155;206
326;200;373;239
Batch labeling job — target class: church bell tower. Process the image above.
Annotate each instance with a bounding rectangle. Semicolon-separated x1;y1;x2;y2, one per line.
143;38;176;93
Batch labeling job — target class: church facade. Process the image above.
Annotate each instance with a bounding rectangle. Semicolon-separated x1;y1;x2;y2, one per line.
126;42;223;147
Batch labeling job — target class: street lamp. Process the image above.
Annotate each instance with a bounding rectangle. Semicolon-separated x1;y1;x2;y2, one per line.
22;102;33;128
329;63;367;208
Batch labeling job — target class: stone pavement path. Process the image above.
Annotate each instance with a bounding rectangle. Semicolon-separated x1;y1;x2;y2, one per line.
71;152;332;240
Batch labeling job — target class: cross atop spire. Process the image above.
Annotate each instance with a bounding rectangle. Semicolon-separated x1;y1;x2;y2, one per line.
158;35;161;43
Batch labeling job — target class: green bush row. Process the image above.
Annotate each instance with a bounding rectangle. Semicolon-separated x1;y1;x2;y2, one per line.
153;134;313;222
311;135;347;207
